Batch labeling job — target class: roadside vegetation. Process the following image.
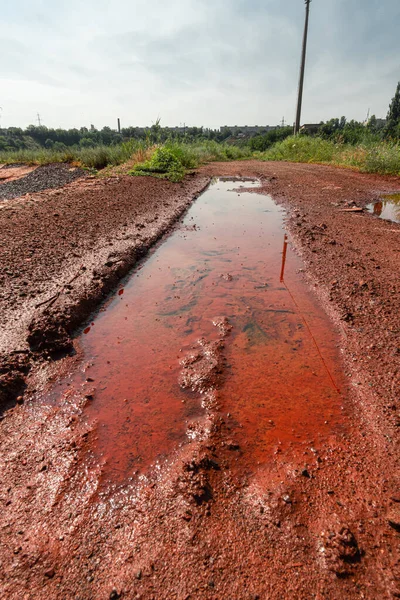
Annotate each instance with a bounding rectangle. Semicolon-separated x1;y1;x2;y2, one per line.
0;139;252;178
253;81;400;175
258;136;400;176
0;141;141;170
1;82;400;178
129;142;252;182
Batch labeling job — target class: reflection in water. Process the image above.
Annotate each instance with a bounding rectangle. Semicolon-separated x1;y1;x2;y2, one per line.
368;194;400;224
280;234;288;282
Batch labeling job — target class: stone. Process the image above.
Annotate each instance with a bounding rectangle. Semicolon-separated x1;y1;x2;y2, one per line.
387;507;400;532
44;568;55;578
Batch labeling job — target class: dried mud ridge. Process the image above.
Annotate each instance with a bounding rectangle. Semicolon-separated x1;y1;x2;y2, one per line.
0;162;399;598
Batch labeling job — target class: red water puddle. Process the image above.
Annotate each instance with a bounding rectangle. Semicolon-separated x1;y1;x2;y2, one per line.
41;179;347;485
367;195;400;224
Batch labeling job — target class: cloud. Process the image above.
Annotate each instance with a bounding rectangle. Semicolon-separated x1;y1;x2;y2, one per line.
1;0;399;128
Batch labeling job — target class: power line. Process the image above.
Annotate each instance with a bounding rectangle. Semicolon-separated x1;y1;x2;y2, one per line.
294;0;312;135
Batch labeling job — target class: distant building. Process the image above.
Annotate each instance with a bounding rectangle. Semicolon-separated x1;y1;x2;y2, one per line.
300;123;321;134
165;126;187;134
221;125;279;136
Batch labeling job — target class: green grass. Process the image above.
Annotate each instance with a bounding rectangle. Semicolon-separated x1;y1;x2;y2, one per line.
130;147;186;182
0;140;146;170
260;135;400;176
170;140;252;164
2;134;398;178
0;139;251;176
129;141;252;182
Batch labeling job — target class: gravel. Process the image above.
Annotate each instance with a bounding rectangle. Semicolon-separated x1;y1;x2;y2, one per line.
0;163;86;201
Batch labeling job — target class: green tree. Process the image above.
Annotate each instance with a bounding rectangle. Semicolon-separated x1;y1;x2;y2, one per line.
79;137;95;148
385;81;400;138
53;141;67;151
367;114;377;132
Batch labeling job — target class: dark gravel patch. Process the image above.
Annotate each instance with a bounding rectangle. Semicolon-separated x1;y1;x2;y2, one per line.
0;163;26;169
0;163;86;201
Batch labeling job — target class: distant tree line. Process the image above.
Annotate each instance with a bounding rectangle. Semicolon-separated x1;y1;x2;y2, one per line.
0;122;233;152
248;126;294;151
1;82;399;153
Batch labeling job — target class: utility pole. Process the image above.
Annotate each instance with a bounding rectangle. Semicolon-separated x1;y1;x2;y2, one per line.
294;0;312;135
37;113;42;126
117;117;121;134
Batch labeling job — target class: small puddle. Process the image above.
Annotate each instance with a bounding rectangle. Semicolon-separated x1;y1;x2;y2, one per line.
40;179;347;485
367;193;400;224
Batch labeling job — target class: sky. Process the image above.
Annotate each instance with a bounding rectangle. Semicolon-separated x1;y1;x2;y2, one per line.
1;0;399;130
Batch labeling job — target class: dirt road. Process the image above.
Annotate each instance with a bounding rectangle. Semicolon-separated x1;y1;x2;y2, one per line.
0;162;399;599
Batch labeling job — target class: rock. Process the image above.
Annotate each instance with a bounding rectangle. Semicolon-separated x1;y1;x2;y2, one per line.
44;568;55;578
109;589;121;599
226;440;240;451
341;312;354;323
387;507;400;532
324;526;361;577
27;316;73;355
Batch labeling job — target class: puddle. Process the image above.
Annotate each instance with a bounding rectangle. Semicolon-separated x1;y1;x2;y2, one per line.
40;179;347;485
367;194;400;224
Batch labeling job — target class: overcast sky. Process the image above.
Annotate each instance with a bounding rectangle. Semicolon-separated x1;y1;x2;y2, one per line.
1;0;399;130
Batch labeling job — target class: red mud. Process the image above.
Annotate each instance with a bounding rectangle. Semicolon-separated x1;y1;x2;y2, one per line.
0;163;399;599
0;164;37;183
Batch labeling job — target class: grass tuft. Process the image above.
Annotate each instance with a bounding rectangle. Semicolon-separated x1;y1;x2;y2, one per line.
130;147;186;182
128;141;252;182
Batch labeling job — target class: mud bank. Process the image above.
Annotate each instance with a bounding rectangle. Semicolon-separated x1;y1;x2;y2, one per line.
0;163;399;599
0;173;210;409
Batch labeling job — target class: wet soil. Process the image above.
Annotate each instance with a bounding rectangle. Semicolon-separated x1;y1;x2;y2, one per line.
0;162;399;599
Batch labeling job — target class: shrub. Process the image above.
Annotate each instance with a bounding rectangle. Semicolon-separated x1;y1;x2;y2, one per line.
130;147;186;182
249;126;293;152
261;135;340;163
